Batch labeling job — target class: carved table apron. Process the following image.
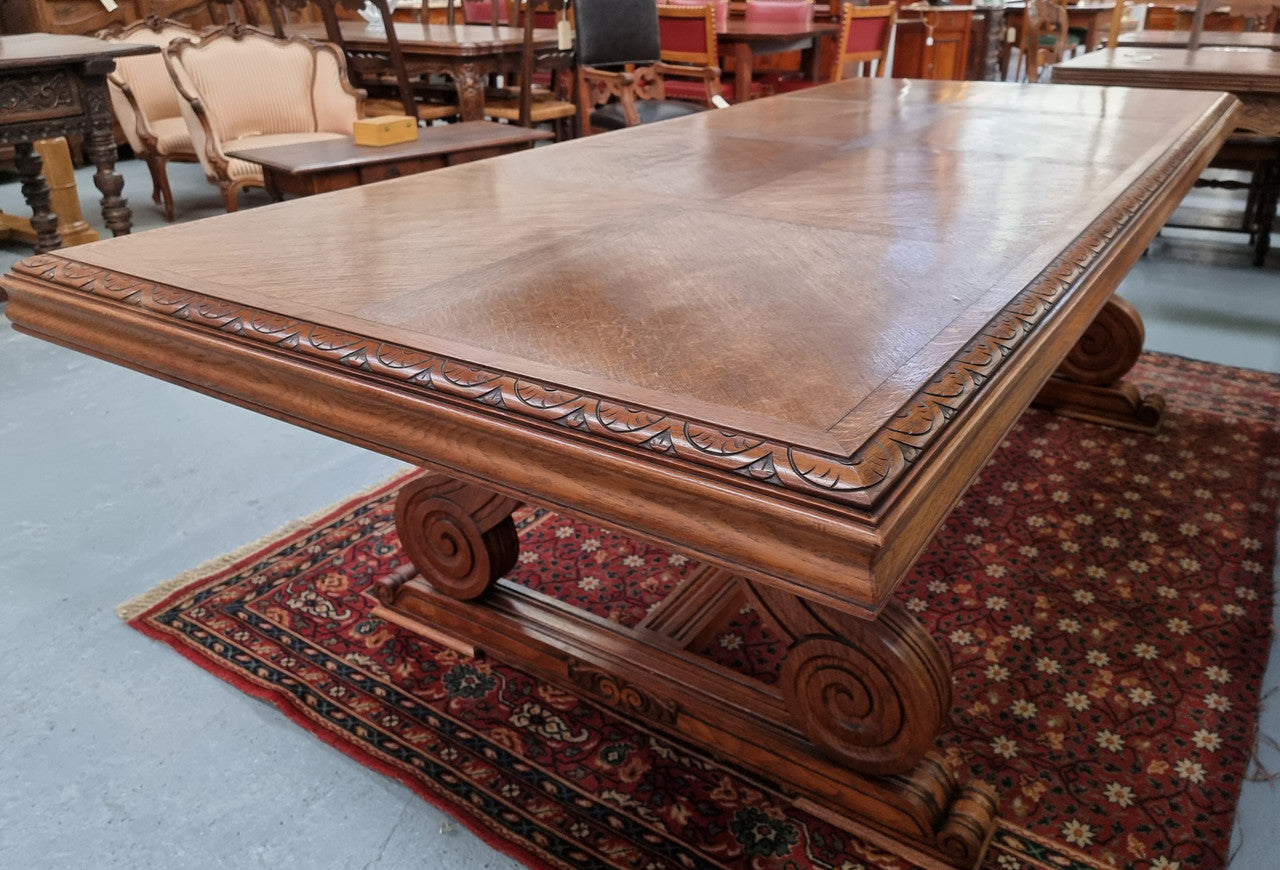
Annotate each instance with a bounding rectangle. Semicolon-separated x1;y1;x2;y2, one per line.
0;79;1237;868
0;33;156;254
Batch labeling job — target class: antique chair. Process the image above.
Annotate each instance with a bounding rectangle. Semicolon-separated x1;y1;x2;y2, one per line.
1021;0;1077;82
656;4;742;106
99;17;201;221
744;0;814;26
766;1;895;92
269;0;460;122
483;0;577;139
448;0;516;23
665;0;729;30
164;23;364;210
742;0;819;89
574;0;722;133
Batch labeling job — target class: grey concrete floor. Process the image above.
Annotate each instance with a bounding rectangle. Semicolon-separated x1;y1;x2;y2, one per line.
0;150;1277;869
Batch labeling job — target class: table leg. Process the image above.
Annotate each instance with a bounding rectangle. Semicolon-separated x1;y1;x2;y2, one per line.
1034;295;1164;432
453;61;488;122
375;470;998;869
85;109;133;237
801;38;822;83
734;42;753;103
14;142;63;254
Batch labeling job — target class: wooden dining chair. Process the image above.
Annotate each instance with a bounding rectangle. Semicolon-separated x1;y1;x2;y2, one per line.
744;0;815;26
274;0;460;122
446;0;517;24
482;0;577;139
664;0;729;30
760;2;895;93
1021;0;1077;82
98;16;202;221
575;0;722;133
656;4;742;106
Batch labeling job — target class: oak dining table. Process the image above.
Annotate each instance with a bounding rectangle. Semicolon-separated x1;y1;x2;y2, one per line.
1052;46;1280;263
287;21;560;120
1;78;1236;869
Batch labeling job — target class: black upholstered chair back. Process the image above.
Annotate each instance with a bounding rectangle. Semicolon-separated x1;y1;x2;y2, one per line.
574;0;662;68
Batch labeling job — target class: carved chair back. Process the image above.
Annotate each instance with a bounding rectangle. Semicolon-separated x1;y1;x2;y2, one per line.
575;0;715;131
1022;0;1070;81
655;4;729;106
744;0;815;27
831;2;895;81
663;0;729;31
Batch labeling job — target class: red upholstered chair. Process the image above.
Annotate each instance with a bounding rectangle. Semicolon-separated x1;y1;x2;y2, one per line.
744;0;814;26
767;3;895;92
665;0;728;30
452;0;516;23
657;4;752;105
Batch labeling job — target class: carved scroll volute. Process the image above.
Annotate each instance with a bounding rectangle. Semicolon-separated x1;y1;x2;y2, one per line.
762;593;952;777
1057;296;1144;386
394;473;521;600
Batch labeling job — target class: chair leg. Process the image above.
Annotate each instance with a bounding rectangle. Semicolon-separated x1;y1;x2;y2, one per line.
146;155;177;222
220;181;240;213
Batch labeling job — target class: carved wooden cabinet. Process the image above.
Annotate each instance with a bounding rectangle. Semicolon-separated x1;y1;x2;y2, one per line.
891;5;975;81
0;0;247;35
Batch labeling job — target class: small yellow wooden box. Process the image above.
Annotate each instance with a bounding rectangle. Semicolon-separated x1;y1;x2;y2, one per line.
353;115;418;147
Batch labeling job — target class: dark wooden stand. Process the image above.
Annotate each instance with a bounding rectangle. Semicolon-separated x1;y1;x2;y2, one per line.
0;33;157;252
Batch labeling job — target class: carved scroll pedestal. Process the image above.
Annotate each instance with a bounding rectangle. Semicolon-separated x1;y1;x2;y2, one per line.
1034;295;1164;433
373;473;998;869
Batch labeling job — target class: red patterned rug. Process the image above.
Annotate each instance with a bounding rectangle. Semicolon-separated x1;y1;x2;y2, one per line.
123;353;1280;870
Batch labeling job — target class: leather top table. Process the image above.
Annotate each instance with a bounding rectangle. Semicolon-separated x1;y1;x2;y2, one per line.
1051;47;1280;134
0;33;157;254
1;79;1236;868
1117;30;1280;51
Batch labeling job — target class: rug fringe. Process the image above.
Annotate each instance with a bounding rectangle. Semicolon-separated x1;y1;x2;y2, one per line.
115;469;416;623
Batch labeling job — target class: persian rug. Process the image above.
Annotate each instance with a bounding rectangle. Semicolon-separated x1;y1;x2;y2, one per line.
122;353;1280;870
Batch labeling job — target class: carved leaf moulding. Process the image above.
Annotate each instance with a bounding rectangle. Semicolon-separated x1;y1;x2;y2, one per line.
10;112;1210;509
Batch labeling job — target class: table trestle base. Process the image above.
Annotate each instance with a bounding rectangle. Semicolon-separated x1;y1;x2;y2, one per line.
374;473;998;869
1033;295;1164;433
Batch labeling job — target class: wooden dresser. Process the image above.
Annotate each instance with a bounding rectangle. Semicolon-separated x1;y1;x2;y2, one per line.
0;0;254;36
892;4;975;80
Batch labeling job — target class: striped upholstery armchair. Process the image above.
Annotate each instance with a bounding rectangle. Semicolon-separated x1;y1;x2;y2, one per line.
164;23;364;211
100;17;202;222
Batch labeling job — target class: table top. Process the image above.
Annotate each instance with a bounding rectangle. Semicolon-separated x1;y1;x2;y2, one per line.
718;19;841;41
0;32;158;70
1003;1;1116;13
226;121;552;174
1118;30;1280;51
2;79;1235;610
1051;46;1280;92
287;21;558;54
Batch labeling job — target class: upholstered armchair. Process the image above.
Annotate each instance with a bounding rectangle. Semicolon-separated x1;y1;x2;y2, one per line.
164;24;364;211
99;17;201;221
